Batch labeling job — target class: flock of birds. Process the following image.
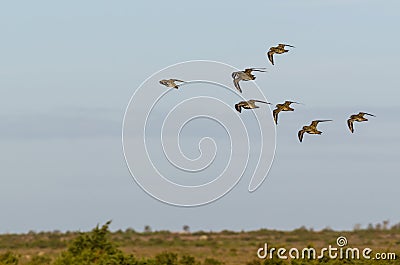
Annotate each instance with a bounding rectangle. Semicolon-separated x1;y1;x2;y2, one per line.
159;44;375;142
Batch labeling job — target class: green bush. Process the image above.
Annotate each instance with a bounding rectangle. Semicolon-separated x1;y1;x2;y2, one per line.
246;259;261;265
203;258;223;265
26;255;52;265
0;251;19;265
155;252;178;265
179;255;196;265
262;258;286;265
53;221;137;265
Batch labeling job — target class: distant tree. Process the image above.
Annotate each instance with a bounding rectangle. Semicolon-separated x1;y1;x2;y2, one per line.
375;223;382;230
391;222;400;230
296;226;307;232
183;225;190;233
125;228;136;234
353;223;362;231
28;230;36;235
144;225;152;233
383;220;389;230
367;223;374;230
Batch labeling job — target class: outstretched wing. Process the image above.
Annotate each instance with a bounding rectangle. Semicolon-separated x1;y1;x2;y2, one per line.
231;72;243;93
273;108;280;125
362;112;376;117
347;119;354;133
311;120;320;127
298;129;305;142
267;51;274;65
233;77;242;93
171;79;184;83
280;44;295;48
248;68;267;72
251;99;270;104
235;103;242;113
311;119;332;127
286;101;301;105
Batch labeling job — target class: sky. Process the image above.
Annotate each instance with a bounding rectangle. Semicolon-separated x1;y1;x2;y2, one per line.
0;0;399;233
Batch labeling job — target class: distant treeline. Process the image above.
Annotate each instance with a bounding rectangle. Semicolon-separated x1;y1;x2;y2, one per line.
0;221;399;265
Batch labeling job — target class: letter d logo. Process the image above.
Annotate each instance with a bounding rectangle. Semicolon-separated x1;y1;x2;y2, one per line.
257;243;268;259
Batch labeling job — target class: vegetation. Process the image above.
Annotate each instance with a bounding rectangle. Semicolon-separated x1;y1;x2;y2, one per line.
0;221;399;264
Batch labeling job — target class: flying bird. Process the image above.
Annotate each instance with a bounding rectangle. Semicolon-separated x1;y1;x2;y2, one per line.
231;68;266;93
347;112;375;133
267;44;295;65
159;79;185;89
273;100;301;125
235;99;271;113
298;120;332;142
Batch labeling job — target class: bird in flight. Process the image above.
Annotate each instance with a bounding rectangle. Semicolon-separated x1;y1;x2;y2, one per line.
231;68;266;93
273;100;302;125
347;112;375;133
298;120;332;142
267;44;295;65
235;99;271;113
159;79;185;89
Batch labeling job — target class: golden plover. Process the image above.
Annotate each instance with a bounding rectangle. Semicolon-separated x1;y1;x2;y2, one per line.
273;100;301;125
298;120;332;142
267;44;295;65
231;68;266;93
347;112;375;133
235;99;271;113
159;79;185;89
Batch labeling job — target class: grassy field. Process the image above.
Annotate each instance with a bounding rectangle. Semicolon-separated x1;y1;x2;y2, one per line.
0;222;399;264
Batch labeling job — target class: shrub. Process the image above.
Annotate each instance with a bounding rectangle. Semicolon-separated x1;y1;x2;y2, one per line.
0;251;19;265
203;258;223;265
155;252;178;265
53;221;137;265
180;255;196;265
26;254;52;265
246;259;261;265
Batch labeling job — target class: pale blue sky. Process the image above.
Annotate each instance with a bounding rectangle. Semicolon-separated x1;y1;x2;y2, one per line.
0;1;399;233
